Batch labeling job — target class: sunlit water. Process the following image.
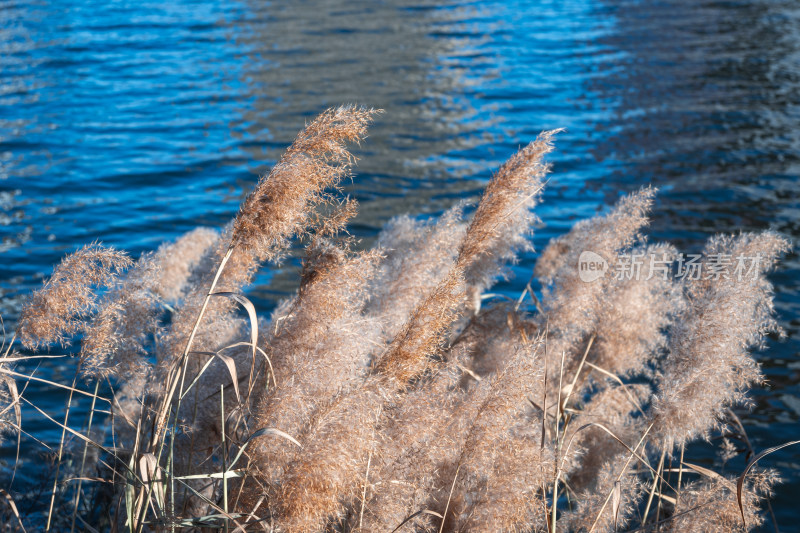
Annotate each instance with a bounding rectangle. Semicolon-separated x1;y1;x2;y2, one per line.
1;0;798;528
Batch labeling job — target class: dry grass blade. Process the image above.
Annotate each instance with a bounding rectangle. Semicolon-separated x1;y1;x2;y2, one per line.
210;292;258;368
612;480;621;531
0;488;26;532
682;461;730;484
358;448;373;531
439;465;460;533
641;448;666;525
20;397;121;469
561;333;596;411
224;340;277;391
176;469;246;481
391;510;445;533
138;453;166;512
230;427;302;470
737;440;800;527
182;351;232;400
583;362;645;415
185;351;240;404
0;354;68;363
0;368;110;403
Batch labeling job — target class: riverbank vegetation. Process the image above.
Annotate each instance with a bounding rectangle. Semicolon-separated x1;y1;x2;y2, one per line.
0;106;792;532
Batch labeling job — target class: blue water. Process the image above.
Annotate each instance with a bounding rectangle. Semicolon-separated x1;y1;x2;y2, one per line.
1;0;799;528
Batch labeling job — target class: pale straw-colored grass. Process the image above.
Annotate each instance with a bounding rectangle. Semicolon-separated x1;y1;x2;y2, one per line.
2;108;792;533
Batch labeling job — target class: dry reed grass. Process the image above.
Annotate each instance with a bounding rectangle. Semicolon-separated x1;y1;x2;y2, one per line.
1;107;793;533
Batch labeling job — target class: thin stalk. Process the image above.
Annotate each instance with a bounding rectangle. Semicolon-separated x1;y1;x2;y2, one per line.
46;367;80;531
221;384;228;533
359;449;373;531
150;245;235;453
541;324;550;530
168;429;175;533
642;448;666;524
551;475;560;533
561;333;596;411
551;349;566;533
655;453;666;529
70;380;100;533
676;443;684;508
588;423;654;533
439;465;460;533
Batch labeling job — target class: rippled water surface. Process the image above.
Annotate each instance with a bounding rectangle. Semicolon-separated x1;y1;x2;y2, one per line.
2;0;799;527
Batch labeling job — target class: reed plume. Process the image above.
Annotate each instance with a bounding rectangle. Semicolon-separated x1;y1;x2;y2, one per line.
253;133;557;531
267;132;561;531
160;106;377;372
651;231;790;449
80;253;161;378
151;226;220;303
248;239;383;487
591;243;683;379
535;187;656;391
356;354;469;532
460;130;557;307
378;130;558;383
17;243;131;349
172;108;378;519
232;105;376;262
445;337;554;532
366;205;466;343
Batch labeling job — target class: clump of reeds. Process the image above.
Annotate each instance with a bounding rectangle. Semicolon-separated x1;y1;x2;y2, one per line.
2;106;793;533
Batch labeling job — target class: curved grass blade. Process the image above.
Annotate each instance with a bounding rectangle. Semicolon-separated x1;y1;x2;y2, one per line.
183;350;240;404
391;510;444;533
737;439;800;527
228;427;302;472
210;291;258;366
0;488;25;532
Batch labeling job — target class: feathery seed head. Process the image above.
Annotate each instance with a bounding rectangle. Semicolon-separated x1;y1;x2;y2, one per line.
231;106;377;263
459;130;559;294
17;243;131;349
652;231;790;448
